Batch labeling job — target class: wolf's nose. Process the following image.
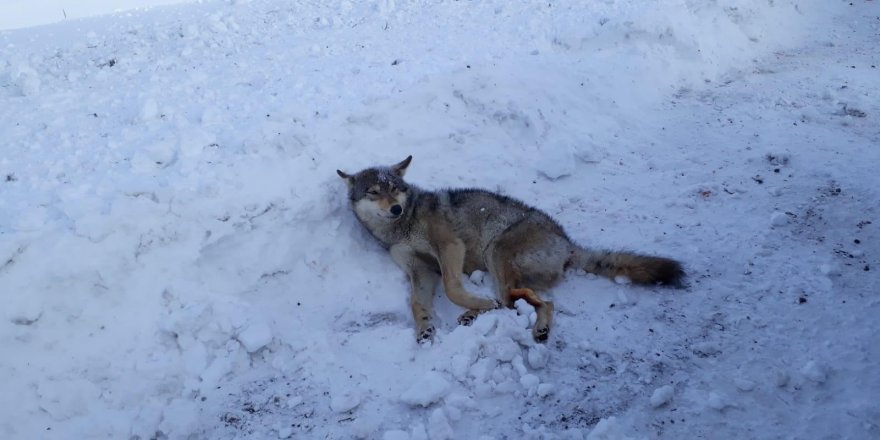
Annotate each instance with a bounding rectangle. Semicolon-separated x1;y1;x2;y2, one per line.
390;205;402;216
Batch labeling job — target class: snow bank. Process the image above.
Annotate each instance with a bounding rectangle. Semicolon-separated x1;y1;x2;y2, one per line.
0;0;197;30
2;0;872;439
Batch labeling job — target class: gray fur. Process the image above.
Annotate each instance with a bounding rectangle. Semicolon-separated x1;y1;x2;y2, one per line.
338;156;684;343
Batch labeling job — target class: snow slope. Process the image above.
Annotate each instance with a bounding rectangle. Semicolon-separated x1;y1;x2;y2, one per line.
1;1;878;439
0;0;196;31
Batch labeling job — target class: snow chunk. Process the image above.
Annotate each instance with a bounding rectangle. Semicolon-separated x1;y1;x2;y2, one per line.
819;264;839;276
734;378;756;392
587;417;636;440
614;275;632;285
11;64;40;96
201;355;235;386
514;298;536;318
575;142;606;164
511;354;528;377
132;139;178;171
401;371;451;407
519;374;540;393
471;312;498;336
450;352;478;380
486;337;521;363
527;344;550;369
537;383;555;397
775;371;790;387
692;341;721;357
410;423;429;440
383;430;410;440
707;391;729;411
650;385;674;408
179;127;217;158
236;321;273;353
330;388;361;413
770;211;789;227
428;408;454;440
181;340;208;374
278;427;293;439
800;361;827;383
469;270;486;285
469;358;497;384
159;398;199;434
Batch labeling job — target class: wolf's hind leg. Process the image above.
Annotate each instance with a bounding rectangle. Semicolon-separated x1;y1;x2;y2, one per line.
487;247;556;342
391;245;439;343
487;219;569;342
486;220;568;304
437;238;498;311
508;288;554;342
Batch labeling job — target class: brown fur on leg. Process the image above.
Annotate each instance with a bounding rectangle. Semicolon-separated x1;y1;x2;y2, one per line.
509;288;554;342
435;237;498;311
509;288;544;308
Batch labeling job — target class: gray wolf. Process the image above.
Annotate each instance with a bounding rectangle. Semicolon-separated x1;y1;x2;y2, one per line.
337;156;683;343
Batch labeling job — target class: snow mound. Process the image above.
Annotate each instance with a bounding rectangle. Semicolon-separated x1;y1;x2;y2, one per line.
400;371;451;407
2;1;874;440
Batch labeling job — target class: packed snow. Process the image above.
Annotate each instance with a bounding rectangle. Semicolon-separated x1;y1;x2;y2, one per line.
1;0;878;439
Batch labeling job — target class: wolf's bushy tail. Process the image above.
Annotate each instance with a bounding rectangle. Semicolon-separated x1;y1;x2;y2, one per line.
570;247;684;286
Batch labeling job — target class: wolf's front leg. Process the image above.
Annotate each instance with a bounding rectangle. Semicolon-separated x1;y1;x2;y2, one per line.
408;266;439;343
391;245;438;343
436;238;498;313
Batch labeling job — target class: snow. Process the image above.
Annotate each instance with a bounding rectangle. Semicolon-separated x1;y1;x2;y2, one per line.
734;378;756;392
527;344;550;369
800;360;828;384
428;408;454;440
536;383;555;398
613;275;633;285
586;417;636;440
649;385;674;408
277;426;293;439
770;211;790;227
235;320;273;353
1;0;879;439
329;386;362;413
382;430;409;440
400;371;451;408
0;1;198;31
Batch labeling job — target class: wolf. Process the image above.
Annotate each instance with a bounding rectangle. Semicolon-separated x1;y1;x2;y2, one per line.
337;156;683;343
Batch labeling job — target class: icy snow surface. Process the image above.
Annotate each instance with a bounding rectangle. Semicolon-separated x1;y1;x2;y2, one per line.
1;1;878;439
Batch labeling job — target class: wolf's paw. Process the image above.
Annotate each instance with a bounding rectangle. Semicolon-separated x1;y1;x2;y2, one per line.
457;310;481;326
417;326;435;344
532;325;550;343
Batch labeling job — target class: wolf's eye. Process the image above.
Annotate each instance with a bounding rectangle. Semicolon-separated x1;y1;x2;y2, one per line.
367;190;379;196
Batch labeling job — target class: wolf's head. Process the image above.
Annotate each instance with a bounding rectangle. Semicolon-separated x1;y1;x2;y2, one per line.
337;156;413;222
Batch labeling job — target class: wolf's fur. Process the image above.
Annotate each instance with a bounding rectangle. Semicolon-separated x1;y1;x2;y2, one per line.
337;156;683;342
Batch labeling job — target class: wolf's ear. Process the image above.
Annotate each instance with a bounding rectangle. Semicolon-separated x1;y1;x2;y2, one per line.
391;155;413;177
337;169;353;186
